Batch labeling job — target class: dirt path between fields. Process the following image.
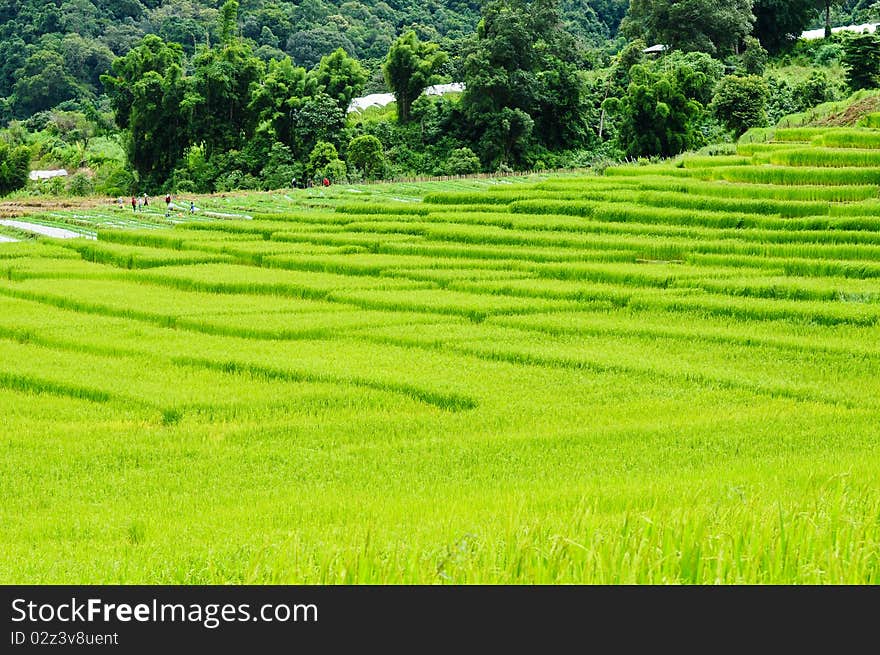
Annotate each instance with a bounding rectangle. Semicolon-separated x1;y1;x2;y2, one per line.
0;197;110;218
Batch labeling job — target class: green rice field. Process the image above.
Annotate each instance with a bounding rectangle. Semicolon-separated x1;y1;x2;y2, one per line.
2;133;880;584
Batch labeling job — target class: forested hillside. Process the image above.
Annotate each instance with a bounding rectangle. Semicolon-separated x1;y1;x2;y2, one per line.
1;0;880;196
0;0;628;120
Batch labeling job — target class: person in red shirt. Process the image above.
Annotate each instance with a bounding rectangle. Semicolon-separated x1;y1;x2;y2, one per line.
130;196;137;212
322;177;330;187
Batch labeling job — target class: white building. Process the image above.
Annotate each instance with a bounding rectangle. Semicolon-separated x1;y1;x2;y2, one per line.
347;83;465;113
801;23;879;40
29;169;68;181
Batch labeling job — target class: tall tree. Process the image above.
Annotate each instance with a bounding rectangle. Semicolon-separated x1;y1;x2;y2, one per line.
311;47;367;111
817;0;844;39
0;141;30;196
752;0;817;52
101;35;189;190
248;56;317;146
622;0;755;56
382;31;448;123
462;0;594;167
183;2;265;159
604;56;716;157
842;31;880;90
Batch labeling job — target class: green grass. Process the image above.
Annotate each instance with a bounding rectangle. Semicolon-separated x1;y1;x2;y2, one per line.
2;152;880;584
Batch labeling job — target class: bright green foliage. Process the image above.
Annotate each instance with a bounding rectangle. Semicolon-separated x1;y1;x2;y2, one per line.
461;0;595;168
741;37;768;76
444;147;482;175
312;48;368;112
101;36;188;192
842;32;880;92
219;0;239;44
321;158;348;183
711;75;769;136
308;140;343;179
383;31;448;123
248;57;317;146
4;135;880;583
0;141;30;195
605;63;703;158
184;35;265;160
347;135;385;179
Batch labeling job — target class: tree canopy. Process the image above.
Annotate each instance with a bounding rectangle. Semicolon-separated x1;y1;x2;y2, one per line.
622;0;755;56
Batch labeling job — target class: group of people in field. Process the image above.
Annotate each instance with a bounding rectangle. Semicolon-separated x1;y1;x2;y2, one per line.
291;176;331;189
118;193;195;217
115;176;330;217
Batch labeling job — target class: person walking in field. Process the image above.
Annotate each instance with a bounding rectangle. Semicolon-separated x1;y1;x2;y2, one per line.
164;193;172;217
143;193;149;207
131;196;137;212
190;200;195;214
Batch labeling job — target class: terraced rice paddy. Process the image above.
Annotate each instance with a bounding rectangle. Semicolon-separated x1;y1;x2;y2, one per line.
2;137;880;584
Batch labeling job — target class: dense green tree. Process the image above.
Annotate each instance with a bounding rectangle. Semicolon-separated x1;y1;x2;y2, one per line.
0;37;27;98
842;31;880;90
180;2;265;159
286;27;356;68
60;0;101;37
622;0;755;56
13;50;83;117
462;0;597;167
291;92;346;157
102;35;186;127
711;75;769;135
0;141;30;195
101;35;189;190
752;0;817;52
248;56;317;144
609;38;646;91
312;48;368;111
307;140;340;177
476;106;534;166
58;33;115;93
219;0;239;44
742;36;768;75
185;39;264;159
795;70;836;108
663;51;724;106
604;61;706;157
383;31;448;123
443;146;481;174
346;134;385;178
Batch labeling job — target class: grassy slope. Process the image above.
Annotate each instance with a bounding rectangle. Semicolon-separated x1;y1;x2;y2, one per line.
1;151;880;583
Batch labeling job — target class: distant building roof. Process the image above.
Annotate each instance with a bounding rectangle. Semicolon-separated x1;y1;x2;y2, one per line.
347;83;465;113
424;82;465;96
29;169;68;181
643;44;668;54
348;92;396;113
801;23;879;40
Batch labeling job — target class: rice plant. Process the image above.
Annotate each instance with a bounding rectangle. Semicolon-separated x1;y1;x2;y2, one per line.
3;140;880;584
